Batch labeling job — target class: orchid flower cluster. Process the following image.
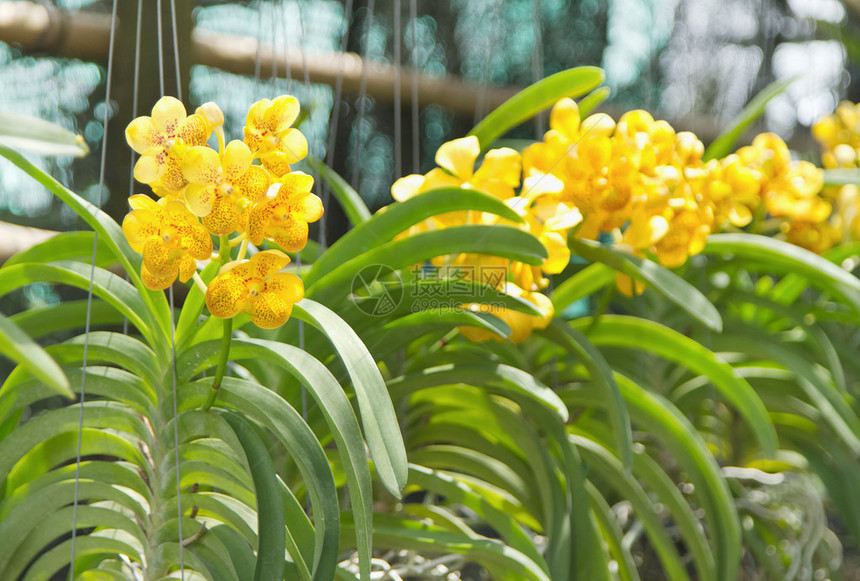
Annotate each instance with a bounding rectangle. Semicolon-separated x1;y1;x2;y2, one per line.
123;95;322;329
390;97;833;343
812;101;860;246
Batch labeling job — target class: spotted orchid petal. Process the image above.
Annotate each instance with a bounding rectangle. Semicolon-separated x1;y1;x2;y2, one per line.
268;95;301;133
125;117;161;154
151;96;187;136
222;140;253;182
181;146;222;186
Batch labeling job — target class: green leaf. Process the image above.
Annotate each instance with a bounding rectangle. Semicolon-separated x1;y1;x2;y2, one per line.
571;436;691;581
577;86;612;118
822;169;860;186
222;412;286;581
181;339;373;581
704;233;860;313
306;187;525;288
0;261;166;360
347;514;551;581
540;322;633;471
0;110;89;157
469;66;605;151
0;145;170;342
293;300;408;498
408;465;548;572
387;363;568;420
0;312;71;399
4;231;117;269
371;309;512;349
571;315;779;457
551;263;615;312
568;238;723;331
190;377;340;581
561;377;741;581
308;225;547;305
305;157;371;226
703;76;796;161
9;300;124;340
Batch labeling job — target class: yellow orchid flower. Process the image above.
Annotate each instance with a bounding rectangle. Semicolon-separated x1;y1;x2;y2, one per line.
122;194;213;290
180;140;270;236
125;97;223;193
205;250;304;329
243;95;309;177
781;219;839;254
247;171;323;252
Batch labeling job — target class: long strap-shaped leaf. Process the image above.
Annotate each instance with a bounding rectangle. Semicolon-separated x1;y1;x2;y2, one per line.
468;66;605;150
0;313;71;399
307;224;547;305
204;377;340;581
560;375;741;581
306;187;524;288
0;261;168;361
571;315;779;457
179;340;374;581
305;157;372;226
540;321;633;471
0;145;170;345
293;300;407;498
705;233;860;314
222;412;286;581
567;238;723;331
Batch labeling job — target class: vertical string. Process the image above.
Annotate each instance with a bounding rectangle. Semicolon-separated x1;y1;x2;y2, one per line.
532;0;544;136
473;0;500;126
393;0;402;180
409;0;419;173
124;0;144;339
281;0;293;90
254;0;264;98
350;0;375;189
319;0;354;248
157;0;165;97
168;0;185;576
69;0;119;578
297;0;313;424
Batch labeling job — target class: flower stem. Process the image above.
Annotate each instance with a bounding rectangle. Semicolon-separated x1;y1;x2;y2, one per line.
236;238;249;261
202;317;232;411
191;271;208;294
218;234;231;263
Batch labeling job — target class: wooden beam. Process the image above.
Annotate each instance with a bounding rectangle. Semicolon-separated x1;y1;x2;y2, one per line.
0;1;517;116
0;221;56;264
0;1;816;152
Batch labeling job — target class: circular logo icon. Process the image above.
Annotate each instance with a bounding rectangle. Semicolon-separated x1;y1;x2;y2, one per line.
350;264;403;316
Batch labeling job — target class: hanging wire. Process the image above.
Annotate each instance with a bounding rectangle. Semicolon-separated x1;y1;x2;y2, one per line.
296;0;313;423
124;0;144;339
532;0;544;137
393;0;402;180
255;0;264;98
168;0;186;575
281;0;293;89
128;0;144;200
473;0;501;126
157;0;165;97
409;0;419;173
319;0;355;249
69;0;119;577
350;0;375;189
